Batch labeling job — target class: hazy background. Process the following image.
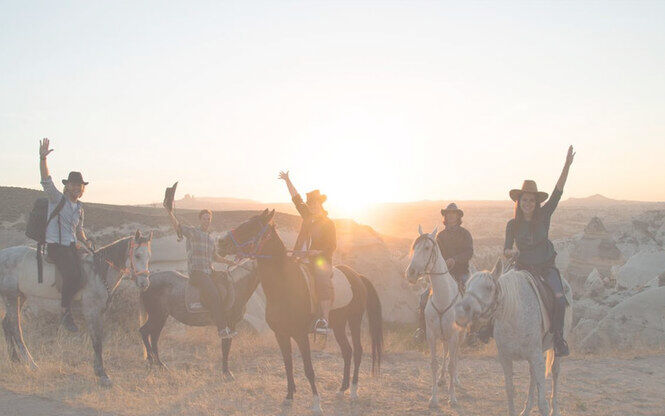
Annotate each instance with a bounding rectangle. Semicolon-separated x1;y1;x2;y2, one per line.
2;1;665;220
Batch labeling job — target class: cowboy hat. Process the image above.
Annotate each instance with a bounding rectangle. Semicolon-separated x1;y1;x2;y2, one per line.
510;180;548;203
62;171;89;186
306;189;327;204
440;202;464;217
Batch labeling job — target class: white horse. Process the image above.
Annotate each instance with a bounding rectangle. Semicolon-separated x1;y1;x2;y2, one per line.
455;259;572;416
406;225;464;408
0;230;152;386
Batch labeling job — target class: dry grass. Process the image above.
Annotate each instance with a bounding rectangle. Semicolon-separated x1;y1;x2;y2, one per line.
1;304;664;415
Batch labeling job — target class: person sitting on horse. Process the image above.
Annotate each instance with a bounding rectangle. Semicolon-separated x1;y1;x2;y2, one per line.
165;207;237;339
38;138;93;333
413;203;473;343
279;171;337;335
504;145;575;357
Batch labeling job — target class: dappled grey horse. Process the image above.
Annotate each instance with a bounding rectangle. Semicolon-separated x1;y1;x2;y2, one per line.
0;230;152;386
455;259;572;416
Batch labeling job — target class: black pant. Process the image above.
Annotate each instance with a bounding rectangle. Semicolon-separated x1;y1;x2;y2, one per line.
190;271;227;330
47;243;82;309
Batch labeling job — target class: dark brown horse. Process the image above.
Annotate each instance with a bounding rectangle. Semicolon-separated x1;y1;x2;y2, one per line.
138;259;260;379
217;209;382;413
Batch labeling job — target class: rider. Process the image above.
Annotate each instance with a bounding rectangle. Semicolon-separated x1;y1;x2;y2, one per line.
279;171;337;335
38;138;93;332
504;146;575;357
413;203;473;343
165;207;237;339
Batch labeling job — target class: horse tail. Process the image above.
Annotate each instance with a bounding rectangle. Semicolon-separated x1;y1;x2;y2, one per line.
359;274;383;376
545;348;555;379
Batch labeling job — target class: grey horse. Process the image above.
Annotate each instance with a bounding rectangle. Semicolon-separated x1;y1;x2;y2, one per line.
0;230;152;386
455;259;572;416
138;259;260;379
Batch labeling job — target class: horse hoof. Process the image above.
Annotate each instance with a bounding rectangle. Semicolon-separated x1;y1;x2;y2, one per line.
311;404;323;414
336;390;346;399
98;376;113;388
429;398;438;408
281;398;293;407
223;371;235;382
448;397;458;406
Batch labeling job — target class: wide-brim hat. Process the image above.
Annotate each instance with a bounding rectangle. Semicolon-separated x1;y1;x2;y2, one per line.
510;180;548;203
62;171;89;186
306;189;327;204
440;202;463;217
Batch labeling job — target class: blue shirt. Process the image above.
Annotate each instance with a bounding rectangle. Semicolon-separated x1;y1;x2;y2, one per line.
41;176;84;245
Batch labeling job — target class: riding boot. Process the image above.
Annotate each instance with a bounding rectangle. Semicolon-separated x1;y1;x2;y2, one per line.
552;297;569;357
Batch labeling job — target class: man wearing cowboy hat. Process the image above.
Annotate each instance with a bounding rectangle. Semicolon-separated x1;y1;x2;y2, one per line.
414;202;474;343
279;171;337;335
39;138;93;332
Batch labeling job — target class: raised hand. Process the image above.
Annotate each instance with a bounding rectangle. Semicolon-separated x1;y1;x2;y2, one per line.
39;138;54;159
565;145;575;167
278;170;290;181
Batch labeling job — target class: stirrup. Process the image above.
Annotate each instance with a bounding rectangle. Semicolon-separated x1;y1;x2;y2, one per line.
313;318;330;335
413;328;425;343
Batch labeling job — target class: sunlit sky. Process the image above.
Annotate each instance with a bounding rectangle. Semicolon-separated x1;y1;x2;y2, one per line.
2;1;664;219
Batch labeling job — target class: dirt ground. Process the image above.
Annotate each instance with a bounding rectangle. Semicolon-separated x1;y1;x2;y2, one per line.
0;319;664;416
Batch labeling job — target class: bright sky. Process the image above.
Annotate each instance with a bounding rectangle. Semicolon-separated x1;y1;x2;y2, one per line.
2;1;664;219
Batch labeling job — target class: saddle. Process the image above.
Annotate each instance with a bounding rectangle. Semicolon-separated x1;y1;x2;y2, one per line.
297;262;354;313
520;269;555;334
185;271;235;314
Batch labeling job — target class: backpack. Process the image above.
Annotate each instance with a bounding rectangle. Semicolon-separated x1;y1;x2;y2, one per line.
25;196;66;283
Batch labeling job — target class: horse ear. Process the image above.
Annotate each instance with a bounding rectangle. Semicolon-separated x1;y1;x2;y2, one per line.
491;257;502;280
266;209;276;223
135;229;141;241
418;224;423;235
430;226;438;238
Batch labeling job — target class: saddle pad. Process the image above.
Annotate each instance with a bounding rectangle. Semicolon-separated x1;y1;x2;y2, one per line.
523;272;552;333
297;264;354;311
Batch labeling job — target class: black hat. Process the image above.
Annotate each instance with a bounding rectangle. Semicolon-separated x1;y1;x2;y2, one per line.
62;171;89;186
306;189;327;204
440;203;463;217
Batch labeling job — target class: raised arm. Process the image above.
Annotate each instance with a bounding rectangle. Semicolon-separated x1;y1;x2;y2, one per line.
555;145;575;192
39;138;54;180
278;170;298;198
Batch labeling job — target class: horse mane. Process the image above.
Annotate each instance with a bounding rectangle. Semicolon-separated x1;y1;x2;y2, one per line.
496;269;530;321
92;237;131;277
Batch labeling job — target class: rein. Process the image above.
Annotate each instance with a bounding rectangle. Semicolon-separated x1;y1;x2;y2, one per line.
469;275;501;321
98;238;151;306
228;223;273;259
414;234;460;320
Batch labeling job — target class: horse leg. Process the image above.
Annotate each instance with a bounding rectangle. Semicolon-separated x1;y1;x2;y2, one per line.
454;329;465;387
5;294;37;369
294;333;321;414
438;342;447;388
447;332;459;406
530;354;550;416
498;355;516;416
428;331;439;408
221;338;235;381
520;359;536;416
149;312;169;369
331;314;351;396
275;332;295;403
2;314;19;363
139;314;154;365
81;293;111;386
349;313;363;401
549;357;561;416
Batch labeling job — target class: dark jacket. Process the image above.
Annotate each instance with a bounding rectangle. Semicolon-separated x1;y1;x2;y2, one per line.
504;187;562;266
436;224;473;281
292;194;337;261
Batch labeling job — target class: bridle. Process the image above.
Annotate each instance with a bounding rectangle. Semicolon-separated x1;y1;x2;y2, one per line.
228;223;273;259
104;239;151;281
413;234;459;319
466;274;501;321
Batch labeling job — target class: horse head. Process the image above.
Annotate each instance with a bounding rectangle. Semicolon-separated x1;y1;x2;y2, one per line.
217;209;275;258
454;257;502;328
405;225;441;284
129;229;153;291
